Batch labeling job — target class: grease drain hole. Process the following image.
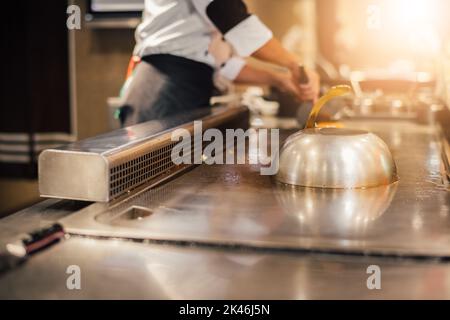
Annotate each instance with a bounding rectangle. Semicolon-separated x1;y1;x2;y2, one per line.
116;206;153;221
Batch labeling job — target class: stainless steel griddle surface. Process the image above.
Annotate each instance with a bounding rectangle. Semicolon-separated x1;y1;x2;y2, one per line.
61;120;450;258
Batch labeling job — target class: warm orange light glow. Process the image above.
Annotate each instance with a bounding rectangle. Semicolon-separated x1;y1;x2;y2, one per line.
390;0;441;54
387;0;442;54
390;0;438;27
333;0;446;70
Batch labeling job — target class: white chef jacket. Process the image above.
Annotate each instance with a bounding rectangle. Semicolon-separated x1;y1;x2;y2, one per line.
133;0;273;80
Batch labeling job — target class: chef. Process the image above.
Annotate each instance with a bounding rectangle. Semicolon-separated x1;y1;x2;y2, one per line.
119;0;320;126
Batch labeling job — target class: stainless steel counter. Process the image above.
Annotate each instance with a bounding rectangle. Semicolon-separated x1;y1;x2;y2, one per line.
61;120;450;258
0;117;449;299
2;236;450;299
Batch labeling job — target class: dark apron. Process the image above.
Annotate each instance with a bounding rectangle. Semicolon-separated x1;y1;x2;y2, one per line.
120;54;215;127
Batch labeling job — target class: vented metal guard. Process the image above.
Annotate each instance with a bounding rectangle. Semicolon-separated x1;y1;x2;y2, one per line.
39;106;248;202
108;141;179;199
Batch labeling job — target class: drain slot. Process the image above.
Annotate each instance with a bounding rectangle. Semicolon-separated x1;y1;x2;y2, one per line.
115;206;153;222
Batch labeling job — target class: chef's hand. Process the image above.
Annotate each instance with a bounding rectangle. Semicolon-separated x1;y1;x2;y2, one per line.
250;38;320;101
271;72;304;101
291;66;320;103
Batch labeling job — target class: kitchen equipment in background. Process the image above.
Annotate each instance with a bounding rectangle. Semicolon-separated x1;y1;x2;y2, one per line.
277;85;398;189
89;0;144;13
242;87;280;117
332;68;438;121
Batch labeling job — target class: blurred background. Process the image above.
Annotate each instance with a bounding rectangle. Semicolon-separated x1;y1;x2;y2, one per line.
1;0;450;216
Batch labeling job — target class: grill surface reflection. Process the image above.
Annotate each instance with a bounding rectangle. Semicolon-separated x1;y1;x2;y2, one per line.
275;182;398;238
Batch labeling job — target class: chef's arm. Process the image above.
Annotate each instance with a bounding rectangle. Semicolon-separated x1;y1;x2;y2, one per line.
193;0;319;101
222;57;319;102
193;0;299;68
252;38;301;76
193;0;274;58
219;56;318;103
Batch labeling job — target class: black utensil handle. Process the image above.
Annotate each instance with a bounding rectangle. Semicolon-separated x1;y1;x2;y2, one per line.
23;223;65;255
299;66;309;84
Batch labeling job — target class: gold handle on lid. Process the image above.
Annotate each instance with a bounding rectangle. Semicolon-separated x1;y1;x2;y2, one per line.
305;85;353;129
